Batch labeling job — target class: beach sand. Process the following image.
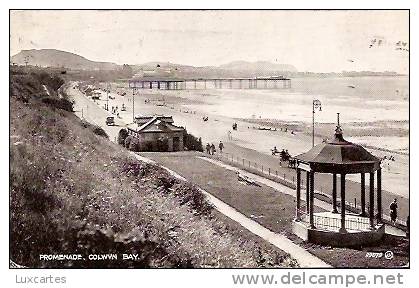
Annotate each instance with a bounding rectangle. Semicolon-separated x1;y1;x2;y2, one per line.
84;82;409;200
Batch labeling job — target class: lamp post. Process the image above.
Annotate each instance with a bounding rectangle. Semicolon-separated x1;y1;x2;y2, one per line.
312;99;322;147
132;86;136;123
106;82;111;111
128;80;136;123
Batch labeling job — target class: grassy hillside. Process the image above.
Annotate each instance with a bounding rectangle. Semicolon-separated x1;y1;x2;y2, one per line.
11;49;119;70
9;67;297;268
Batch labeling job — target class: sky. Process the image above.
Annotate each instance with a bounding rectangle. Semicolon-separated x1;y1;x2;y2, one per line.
10;10;409;73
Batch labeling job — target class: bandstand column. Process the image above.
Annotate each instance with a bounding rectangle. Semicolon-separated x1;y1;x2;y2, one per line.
369;172;375;229
360;173;366;216
295;169;301;220
332;173;338;213
309;171;315;228
377;168;382;223
340;173;346;232
306;171;310;213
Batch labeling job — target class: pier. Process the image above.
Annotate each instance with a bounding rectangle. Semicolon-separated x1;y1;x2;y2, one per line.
128;77;291;90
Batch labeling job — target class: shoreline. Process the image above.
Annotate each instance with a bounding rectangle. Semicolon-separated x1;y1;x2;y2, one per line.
237;118;409;156
84;83;409;199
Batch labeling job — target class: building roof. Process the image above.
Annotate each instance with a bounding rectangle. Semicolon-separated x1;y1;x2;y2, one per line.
130;116;185;134
295;126;381;174
134;115;174;126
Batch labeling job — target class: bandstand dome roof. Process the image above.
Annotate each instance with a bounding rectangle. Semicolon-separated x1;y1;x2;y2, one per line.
295;125;381;174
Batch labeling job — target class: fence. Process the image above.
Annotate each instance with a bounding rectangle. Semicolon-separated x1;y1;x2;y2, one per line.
214;151;297;188
298;209;373;231
211;151;407;229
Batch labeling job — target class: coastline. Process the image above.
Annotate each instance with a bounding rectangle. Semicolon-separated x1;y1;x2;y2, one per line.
82;83;409;200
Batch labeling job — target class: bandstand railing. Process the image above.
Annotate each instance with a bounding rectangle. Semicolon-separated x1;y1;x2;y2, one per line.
297;208;374;231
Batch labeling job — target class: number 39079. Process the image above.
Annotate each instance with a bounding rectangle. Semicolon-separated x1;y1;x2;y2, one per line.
365;252;383;258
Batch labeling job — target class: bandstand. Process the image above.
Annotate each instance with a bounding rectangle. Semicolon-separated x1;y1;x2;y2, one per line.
293;115;385;247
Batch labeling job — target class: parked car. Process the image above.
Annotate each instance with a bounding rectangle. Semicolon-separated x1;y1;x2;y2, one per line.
106;116;115;126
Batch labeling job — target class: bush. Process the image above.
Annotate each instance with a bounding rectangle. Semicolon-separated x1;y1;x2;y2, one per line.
139;141;154;152
174;183;213;215
92;126;108;138
41;97;73;112
118;129;129;145
129;138;140;152
124;135;133;149
124;136;140;152
37;72;65;91
183;132;203;152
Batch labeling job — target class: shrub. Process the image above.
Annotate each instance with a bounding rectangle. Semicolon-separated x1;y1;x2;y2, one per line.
183;132;203;152
41;97;73;112
122;162;153;177
179;184;213;215
92;126;108;138
124;135;133;149
139;141;154;152
124;136;140;152
118;129;129;145
37;72;65;91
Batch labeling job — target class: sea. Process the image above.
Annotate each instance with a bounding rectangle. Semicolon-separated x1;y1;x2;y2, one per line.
181;76;409;153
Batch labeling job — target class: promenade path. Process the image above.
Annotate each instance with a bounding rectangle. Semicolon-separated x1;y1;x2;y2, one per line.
135;153;330;268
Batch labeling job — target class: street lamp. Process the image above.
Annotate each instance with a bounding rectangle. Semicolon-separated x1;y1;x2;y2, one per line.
128;80;136;123
106;82;111;111
312;99;322;147
132;86;136;123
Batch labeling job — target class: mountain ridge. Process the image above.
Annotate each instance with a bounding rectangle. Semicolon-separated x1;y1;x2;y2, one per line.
11;49;119;71
11;49;298;73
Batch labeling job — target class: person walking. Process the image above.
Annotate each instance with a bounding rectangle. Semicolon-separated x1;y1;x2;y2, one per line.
390;198;398;224
227;130;232;140
218;141;224;153
206;143;211;154
210;143;216;155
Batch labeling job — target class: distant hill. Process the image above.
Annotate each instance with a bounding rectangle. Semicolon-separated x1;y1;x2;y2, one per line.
138;61;196;70
11;49;119;71
133;61;297;79
219;61;298;73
